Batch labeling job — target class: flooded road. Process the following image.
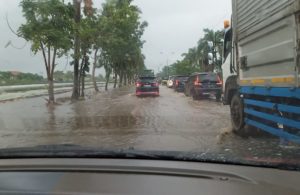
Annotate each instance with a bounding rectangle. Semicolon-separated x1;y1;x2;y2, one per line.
0;85;299;163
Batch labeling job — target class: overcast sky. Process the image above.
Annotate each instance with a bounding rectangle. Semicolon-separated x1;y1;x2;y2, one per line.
0;0;231;76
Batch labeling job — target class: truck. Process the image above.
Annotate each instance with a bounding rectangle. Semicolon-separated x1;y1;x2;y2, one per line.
222;0;300;143
139;69;155;77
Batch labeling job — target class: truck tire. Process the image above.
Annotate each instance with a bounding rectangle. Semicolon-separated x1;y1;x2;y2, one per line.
230;94;246;135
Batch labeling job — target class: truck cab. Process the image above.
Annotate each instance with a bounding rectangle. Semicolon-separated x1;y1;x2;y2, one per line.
222;24;238;105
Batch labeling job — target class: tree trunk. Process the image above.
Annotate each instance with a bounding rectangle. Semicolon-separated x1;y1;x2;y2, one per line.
81;73;85;97
114;72;117;88
105;70;111;91
105;79;109;91
48;78;55;103
119;71;123;88
72;0;81;100
78;73;81;97
40;42;56;105
92;49;99;92
123;74;127;86
78;58;85;97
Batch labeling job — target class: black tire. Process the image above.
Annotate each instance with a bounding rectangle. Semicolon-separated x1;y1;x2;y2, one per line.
230;94;246;135
216;92;221;101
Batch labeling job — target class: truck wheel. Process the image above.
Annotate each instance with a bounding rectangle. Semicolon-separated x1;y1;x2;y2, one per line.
230;94;245;135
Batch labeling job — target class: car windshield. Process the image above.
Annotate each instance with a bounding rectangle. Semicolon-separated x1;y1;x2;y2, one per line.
0;0;300;171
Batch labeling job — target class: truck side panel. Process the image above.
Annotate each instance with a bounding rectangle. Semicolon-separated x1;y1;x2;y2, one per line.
235;0;296;41
239;15;297;86
231;0;300;143
233;0;299;87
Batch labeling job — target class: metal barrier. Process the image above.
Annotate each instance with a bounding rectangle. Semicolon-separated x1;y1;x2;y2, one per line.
241;86;300;143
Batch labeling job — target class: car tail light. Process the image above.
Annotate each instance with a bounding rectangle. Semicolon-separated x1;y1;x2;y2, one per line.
217;76;223;86
136;82;142;87
194;76;202;86
152;82;159;87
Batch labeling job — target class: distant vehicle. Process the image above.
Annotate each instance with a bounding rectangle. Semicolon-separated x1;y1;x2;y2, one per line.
184;72;222;101
136;76;159;96
167;76;174;88
140;69;155;77
173;75;189;92
161;77;168;85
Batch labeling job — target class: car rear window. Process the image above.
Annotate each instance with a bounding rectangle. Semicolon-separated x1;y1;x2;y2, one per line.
175;76;189;81
139;77;156;82
198;74;218;82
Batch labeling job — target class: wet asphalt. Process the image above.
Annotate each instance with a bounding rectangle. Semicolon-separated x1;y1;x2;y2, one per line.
0;85;299;164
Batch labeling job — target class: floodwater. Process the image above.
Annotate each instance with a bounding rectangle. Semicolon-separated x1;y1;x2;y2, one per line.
0;85;299;163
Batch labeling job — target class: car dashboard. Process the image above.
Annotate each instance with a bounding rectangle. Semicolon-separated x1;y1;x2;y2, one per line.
0;158;298;194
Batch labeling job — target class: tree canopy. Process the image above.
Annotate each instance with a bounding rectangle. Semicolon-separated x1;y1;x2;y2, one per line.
18;0;74;103
159;29;223;78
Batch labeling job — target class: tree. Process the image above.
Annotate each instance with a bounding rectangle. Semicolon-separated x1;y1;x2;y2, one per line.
0;71;44;85
159;28;224;77
53;70;65;82
197;29;223;72
98;0;147;89
71;0;95;100
97;51;112;91
78;16;95;97
18;0;73;104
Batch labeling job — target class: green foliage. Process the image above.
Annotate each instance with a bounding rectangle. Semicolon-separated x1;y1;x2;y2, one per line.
53;70;74;82
18;0;75;102
98;0;147;79
159;28;224;77
0;71;44;86
18;0;74;56
97;74;105;81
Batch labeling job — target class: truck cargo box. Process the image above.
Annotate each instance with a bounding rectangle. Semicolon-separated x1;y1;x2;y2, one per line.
233;0;300;87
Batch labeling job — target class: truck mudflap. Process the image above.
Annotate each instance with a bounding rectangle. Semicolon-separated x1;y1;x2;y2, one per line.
240;86;300;144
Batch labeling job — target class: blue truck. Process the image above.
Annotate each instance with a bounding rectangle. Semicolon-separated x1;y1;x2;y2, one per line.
222;0;300;143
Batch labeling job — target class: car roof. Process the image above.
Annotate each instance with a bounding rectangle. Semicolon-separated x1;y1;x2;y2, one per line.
139;76;156;78
174;75;189;77
190;72;216;76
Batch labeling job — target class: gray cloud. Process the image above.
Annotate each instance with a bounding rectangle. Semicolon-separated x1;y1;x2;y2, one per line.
0;0;231;75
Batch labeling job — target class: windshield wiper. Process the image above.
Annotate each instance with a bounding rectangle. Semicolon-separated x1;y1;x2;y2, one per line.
0;144;299;171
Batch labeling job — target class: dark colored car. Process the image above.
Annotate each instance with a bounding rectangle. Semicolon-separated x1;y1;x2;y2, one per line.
184;72;222;100
173;76;189;92
136;76;159;96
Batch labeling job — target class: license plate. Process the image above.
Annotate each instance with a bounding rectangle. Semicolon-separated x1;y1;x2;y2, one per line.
144;85;151;87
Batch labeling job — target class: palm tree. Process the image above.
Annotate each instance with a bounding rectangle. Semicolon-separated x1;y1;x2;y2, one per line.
182;47;198;69
196;29;223;72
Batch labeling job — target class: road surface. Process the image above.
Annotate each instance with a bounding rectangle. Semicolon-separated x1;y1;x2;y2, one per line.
0;85;299;163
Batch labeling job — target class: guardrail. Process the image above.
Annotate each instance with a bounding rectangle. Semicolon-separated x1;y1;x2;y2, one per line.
0;82;105;93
